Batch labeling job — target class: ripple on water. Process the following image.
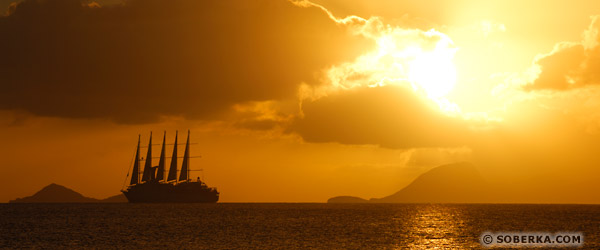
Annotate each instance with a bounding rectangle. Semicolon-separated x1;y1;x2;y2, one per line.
1;203;599;249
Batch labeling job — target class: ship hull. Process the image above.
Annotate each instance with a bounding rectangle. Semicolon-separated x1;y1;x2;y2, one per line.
122;181;219;203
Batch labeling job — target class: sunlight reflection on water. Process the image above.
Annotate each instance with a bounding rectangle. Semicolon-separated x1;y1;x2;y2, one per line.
405;205;469;249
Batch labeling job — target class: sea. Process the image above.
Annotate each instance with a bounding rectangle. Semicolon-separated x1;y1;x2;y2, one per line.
1;203;599;249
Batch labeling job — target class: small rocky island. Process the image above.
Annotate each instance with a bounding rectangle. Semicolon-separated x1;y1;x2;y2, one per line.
328;162;493;203
9;183;126;203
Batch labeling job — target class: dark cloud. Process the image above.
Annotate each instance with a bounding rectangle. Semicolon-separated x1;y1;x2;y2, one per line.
524;16;600;91
0;0;372;123
291;85;476;148
524;43;585;90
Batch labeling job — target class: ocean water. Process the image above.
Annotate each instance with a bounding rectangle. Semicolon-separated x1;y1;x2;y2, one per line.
1;203;599;249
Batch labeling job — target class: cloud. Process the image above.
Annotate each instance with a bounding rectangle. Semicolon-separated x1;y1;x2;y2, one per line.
230;100;296;131
282;2;481;149
406;147;472;167
291;85;480;148
0;0;372;123
523;16;600;91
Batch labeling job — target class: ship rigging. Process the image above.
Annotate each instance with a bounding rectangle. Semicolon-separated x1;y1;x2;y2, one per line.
121;130;219;203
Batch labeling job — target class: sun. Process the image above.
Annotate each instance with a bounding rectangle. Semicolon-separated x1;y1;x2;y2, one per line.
372;31;458;99
408;47;457;98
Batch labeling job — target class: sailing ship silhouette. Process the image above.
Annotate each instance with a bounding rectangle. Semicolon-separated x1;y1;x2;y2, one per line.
122;130;219;203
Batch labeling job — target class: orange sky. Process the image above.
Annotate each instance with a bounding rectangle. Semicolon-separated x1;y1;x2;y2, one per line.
2;0;600;203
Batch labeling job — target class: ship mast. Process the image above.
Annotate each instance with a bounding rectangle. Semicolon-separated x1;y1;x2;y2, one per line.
130;135;141;185
156;131;167;182
167;131;178;182
179;130;190;182
141;132;153;182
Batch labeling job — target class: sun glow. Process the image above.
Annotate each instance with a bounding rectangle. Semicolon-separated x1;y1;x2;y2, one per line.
408;48;457;98
317;27;461;113
373;30;459;99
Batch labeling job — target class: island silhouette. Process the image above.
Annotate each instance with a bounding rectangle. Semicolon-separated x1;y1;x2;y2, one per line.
9;183;126;203
328;162;495;203
11;162;492;204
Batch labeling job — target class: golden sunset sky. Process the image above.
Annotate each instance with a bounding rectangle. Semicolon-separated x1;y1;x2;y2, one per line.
2;0;600;203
